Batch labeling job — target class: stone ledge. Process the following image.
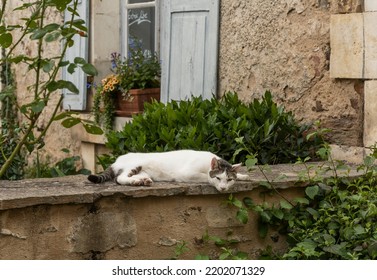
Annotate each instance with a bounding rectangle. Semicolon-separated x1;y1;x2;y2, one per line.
0;163;362;211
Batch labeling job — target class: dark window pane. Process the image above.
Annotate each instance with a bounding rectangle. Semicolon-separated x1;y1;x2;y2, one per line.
128;7;155;54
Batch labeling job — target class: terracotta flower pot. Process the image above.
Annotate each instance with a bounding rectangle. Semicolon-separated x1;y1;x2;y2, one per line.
114;88;160;117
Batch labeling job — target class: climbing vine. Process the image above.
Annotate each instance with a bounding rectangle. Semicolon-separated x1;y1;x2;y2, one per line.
0;48;24;179
0;0;101;178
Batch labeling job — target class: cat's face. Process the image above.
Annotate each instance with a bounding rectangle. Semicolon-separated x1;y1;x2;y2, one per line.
208;158;241;192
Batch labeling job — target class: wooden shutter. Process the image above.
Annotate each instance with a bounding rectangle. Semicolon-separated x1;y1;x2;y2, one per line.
160;0;219;102
62;0;88;111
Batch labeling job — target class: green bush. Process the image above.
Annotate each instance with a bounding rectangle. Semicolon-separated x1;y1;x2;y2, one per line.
231;146;377;260
25;149;91;179
104;91;323;165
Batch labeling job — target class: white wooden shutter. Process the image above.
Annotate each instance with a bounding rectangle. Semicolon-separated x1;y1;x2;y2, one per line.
160;0;219;102
62;0;88;110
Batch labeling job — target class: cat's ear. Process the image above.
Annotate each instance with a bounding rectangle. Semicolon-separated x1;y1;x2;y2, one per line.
231;163;242;172
210;157;219;170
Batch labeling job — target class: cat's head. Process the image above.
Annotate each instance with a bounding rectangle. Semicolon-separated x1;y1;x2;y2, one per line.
208;157;242;192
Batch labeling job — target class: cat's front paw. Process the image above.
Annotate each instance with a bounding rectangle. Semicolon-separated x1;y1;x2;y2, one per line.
142;178;153;186
130;177;153;186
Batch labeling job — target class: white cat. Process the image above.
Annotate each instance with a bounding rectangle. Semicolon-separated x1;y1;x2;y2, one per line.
87;150;249;192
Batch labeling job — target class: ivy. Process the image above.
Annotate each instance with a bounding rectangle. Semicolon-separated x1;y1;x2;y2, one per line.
231;144;377;260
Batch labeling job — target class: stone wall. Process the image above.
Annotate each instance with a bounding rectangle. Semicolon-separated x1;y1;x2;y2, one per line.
218;0;364;146
0;164;362;260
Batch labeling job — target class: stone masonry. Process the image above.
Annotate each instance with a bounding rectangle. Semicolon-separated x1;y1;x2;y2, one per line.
0;164;362;259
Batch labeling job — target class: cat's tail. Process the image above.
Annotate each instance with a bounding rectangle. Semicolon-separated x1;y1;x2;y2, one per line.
87;167;115;184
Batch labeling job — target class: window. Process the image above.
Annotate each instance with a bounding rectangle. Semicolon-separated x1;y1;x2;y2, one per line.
121;0;159;57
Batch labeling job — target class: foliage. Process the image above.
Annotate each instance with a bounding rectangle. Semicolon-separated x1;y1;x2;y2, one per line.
0;0;100;179
230;144;377;260
0;49;25;180
25;148;90;178
170;232;248;260
92;48;161;131
170;241;190;260
103;91;324;167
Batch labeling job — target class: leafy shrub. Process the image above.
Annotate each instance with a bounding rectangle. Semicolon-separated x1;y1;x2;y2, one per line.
231;146;377;260
0;59;25;180
105;91;323;165
25;149;90;178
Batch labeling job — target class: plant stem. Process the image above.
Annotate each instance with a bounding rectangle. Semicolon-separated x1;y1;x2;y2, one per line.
0;0;7;23
27;95;64;146
257;165;295;207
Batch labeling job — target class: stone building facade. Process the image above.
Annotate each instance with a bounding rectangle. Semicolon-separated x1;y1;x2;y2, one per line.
1;0;375;171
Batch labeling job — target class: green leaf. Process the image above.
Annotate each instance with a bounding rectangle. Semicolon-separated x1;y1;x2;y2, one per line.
43;23;60;32
0;32;12;48
83;123;104;135
42;60;55;73
51;0;71;11
50;167;66;177
47;80;79;94
67;63;77;74
280;200;293;210
81;63;98;76
30;29;48;40
219;252;230;260
306;207;319;219
260;211;271;222
323;244;347;258
354;225;366;235
209;236;226;246
61;148;70;153
232;198;242;208
195;254;210;260
258;220;268;238
272;208;284;220
232;148;244;162
243;197;254;209
45;31;61;42
30;100;46;113
305;185;319;200
293;197;310;205
61;117;81;128
316;147;329;160
53;112;72;121
236;208;249;224
259;181;272;189
245;158;258;170
74;57;86;64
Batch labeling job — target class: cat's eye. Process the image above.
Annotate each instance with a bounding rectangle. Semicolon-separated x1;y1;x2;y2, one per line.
227;178;233;182
215;176;221;181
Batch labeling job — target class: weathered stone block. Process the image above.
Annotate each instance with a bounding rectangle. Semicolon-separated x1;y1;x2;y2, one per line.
365;0;377;11
364;81;377;147
330;14;363;79
364;12;377;79
69;211;137;253
206;206;243;228
330;144;365;164
337;0;363;13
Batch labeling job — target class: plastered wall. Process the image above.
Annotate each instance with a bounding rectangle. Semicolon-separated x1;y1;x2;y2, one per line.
218;0;364;146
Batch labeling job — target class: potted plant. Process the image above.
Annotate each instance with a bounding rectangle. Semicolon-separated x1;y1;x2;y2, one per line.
92;48;161;131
